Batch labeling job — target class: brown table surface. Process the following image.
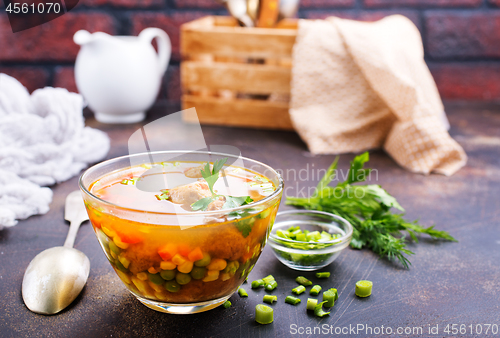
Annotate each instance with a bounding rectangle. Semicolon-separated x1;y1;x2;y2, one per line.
1;102;499;338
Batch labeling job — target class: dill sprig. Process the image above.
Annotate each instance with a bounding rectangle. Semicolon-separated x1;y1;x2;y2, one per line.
286;152;457;269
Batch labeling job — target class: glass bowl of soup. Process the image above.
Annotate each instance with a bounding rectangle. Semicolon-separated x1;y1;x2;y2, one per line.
79;151;283;314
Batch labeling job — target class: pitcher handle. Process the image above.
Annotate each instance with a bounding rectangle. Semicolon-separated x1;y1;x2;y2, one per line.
139;28;171;74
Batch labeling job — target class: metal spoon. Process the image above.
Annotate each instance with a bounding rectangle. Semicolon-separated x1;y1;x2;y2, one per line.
22;191;90;315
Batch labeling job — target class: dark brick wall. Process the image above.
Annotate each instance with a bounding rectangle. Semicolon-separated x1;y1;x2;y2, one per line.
1;0;499;101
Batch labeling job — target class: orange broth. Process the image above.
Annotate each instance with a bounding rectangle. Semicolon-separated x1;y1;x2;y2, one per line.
85;161;280;303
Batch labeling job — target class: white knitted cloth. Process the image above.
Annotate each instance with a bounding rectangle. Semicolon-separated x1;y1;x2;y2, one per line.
0;74;110;229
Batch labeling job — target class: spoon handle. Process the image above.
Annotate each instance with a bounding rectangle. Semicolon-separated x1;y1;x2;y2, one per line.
64;220;83;248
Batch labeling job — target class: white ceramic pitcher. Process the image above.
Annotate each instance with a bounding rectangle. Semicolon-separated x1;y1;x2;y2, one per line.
73;28;171;124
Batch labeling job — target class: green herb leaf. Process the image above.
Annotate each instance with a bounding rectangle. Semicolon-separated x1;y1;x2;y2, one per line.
201;158;227;195
191;196;216;211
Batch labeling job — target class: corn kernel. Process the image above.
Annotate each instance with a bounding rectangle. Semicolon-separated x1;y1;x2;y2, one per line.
172;253;187;266
131;276;148;293
202;270;219;282
102;225;116;238
160;261;176;270
207;258;227;271
155;292;168;301
137;272;148;281
116;270;131;284
118;256;130;269
220;272;231;281
113;236;129;249
177;261;193;274
148;266;160;274
148;281;164;293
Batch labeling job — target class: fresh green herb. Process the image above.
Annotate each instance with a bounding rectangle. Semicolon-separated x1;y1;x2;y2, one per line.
238;288;248;297
310;285;322;296
314;301;330;317
355;280;373;298
315;272;330;279
322;290;336;307
292;285;306;295
285;296;301;305
223;300;232;308
263;295;278;304
295;276;312;286
255;304;273;324
286;152;457;269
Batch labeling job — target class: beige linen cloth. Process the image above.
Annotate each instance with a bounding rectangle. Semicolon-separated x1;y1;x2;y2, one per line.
290;15;467;175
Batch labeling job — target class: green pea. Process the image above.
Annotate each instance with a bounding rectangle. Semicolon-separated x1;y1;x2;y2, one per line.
148;273;164;285
165;280;180;293
176;272;192;285
190;266;207;280
194;252;211;267
160;269;176;281
109;241;121;255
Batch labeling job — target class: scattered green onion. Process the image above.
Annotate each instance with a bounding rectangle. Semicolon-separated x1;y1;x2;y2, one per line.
263;295;277;304
223;300;232;309
255;304;273;324
306;298;318;311
262;275;275;284
310;285;322;296
251;279;265;289
322;290;336;307
315;272;330;279
314;301;330;317
292;285;306;295
265;280;278;291
296;276;312;286
238;288;248;297
285;296;301;305
355;280;373;297
329;288;339;301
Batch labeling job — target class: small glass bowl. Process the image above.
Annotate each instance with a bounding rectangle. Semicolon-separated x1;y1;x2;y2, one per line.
268;210;353;271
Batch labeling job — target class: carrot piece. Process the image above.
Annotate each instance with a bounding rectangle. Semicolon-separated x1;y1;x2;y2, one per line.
188;247;204;262
178;243;191;257
117;232;143;244
158;243;177;261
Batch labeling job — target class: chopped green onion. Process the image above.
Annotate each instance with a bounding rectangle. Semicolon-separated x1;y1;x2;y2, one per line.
120;179;129;185
329;288;339;301
238;288;248;297
355;280;373;297
296;276;312;286
285;296;301;305
251;279;265;289
315;272;331;279
255;304;273;324
265;280;278;291
322;290;335;307
223;300;231;308
292;285;306;295
155;193;170;201
306;298;318;310
262;275;275;284
310;285;322;296
314;301;330;317
263;295;277;304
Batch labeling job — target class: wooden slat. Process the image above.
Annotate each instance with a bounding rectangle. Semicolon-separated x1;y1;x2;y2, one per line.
181;61;291;94
182;95;294;130
181;16;297;58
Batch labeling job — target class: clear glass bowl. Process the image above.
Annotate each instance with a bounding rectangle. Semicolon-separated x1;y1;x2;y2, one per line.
79;151;283;314
268;210;353;271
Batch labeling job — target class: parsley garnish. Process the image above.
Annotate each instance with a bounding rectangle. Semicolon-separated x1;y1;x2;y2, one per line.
286;152;456;269
190;158;254;212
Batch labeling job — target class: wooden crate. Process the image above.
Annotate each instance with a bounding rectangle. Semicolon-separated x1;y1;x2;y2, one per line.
180;16;298;130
